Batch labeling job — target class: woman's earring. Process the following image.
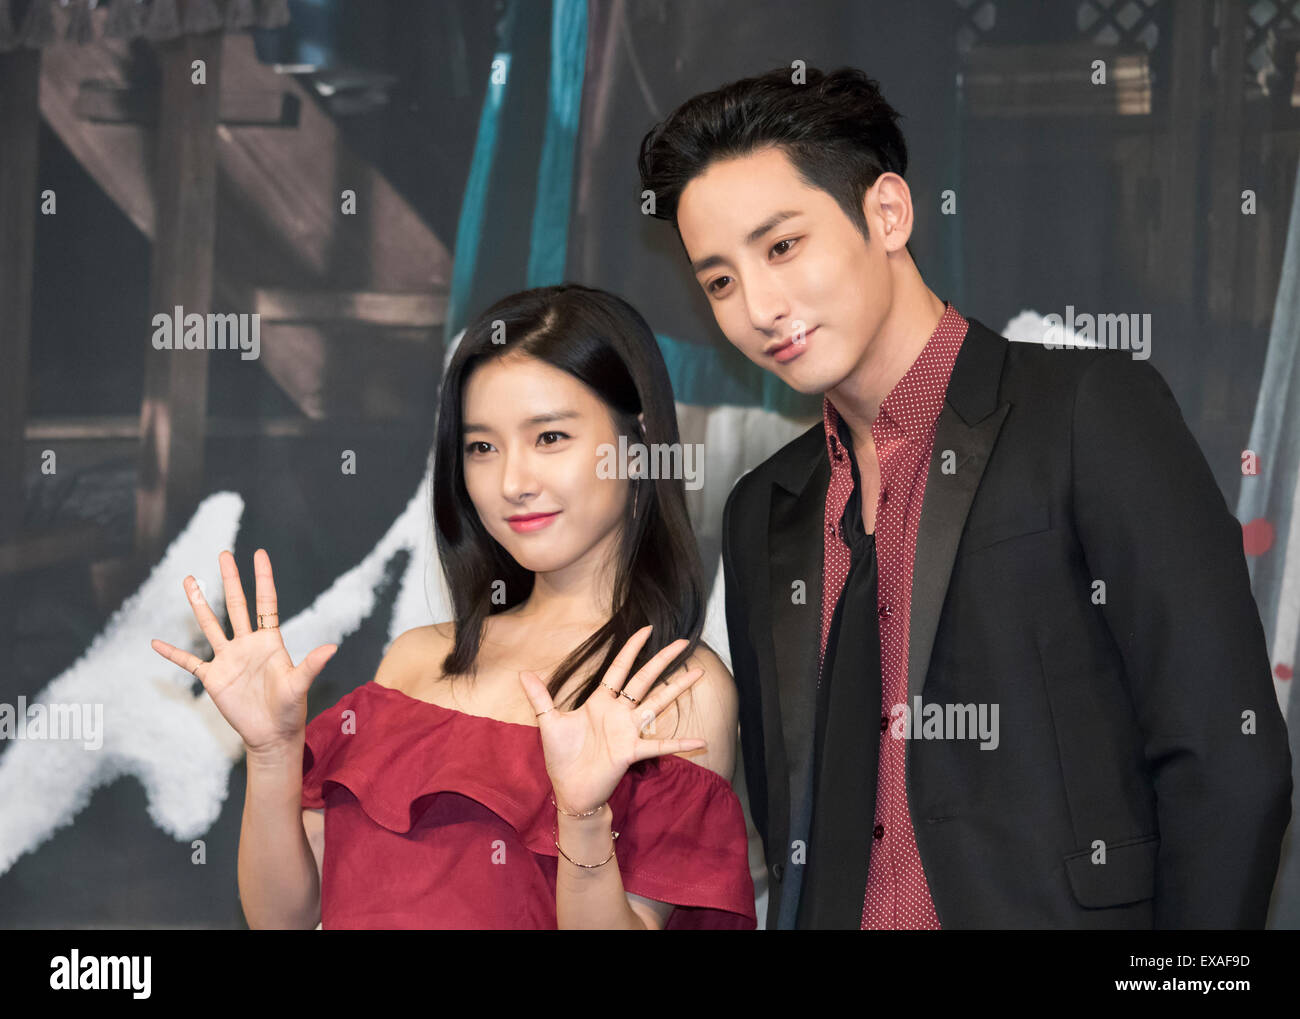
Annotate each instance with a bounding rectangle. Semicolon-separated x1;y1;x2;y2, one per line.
632;480;639;520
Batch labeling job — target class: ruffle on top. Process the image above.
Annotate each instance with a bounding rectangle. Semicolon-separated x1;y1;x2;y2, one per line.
301;680;756;929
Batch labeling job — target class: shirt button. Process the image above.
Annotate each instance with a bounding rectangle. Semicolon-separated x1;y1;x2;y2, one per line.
881;488;889;503
880;714;888;733
878;604;890;617
873;823;885;840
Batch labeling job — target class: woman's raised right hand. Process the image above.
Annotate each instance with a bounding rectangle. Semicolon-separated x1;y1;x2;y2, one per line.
150;548;337;760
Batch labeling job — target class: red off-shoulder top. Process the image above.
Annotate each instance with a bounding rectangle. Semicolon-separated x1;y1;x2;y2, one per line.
300;680;757;929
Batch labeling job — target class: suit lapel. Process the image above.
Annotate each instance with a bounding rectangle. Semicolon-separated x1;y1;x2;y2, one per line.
768;454;830;811
907;318;1012;703
756;425;827;927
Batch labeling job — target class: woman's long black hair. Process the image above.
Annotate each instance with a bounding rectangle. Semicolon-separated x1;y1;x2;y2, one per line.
431;283;704;710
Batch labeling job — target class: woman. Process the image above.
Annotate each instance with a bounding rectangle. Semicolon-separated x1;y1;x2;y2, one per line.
150;283;756;929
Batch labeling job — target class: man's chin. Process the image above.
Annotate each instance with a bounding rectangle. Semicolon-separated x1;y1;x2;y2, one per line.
771;361;845;397
738;348;846;397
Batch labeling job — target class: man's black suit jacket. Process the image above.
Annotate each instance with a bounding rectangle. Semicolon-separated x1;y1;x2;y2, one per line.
721;315;1293;929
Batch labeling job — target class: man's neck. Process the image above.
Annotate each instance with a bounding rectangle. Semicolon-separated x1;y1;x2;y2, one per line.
827;283;947;452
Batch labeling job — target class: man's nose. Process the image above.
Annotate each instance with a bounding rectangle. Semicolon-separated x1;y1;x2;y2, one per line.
744;268;790;334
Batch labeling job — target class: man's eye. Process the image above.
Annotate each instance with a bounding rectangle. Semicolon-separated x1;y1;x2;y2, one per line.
538;431;570;446
706;276;731;295
772;237;798;256
464;441;494;455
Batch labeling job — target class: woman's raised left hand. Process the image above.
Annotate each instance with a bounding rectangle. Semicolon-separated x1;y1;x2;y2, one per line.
517;625;706;815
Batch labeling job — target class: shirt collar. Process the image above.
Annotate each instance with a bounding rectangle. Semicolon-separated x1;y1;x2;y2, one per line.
823;301;969;461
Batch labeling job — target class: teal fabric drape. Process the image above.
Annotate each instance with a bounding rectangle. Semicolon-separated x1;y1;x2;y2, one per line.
444;5;516;343
526;0;586;287
443;0;817;416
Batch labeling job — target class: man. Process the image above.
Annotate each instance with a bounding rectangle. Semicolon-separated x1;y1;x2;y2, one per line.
637;65;1292;929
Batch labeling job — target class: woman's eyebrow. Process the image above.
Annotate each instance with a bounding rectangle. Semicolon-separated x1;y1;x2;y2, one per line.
522;410;581;426
462;410;580;434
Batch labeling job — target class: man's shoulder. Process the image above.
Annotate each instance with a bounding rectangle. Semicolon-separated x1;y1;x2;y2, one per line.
727;420;825;504
975;315;1156;401
722;421;823;561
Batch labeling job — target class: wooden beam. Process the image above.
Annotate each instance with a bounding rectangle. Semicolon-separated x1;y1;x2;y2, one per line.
135;33;223;565
26;415;432;440
75;81;300;128
963;44;1152;118
1203;0;1247;422
38;33;453;293
0;523;113;577
0;46;41;661
0;48;41;547
39;33;454;424
1150;2;1213;305
252;288;447;327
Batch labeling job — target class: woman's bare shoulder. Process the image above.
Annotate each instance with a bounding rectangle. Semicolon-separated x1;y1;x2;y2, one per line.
684;640;731;680
373;624;455;690
654;639;738;781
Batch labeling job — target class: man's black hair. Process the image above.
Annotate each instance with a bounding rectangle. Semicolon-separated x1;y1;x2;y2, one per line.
638;65;910;252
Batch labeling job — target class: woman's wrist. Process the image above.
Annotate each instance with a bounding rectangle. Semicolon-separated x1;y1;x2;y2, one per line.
550;789;607;817
555;803;617;869
556;801;612;829
246;730;304;764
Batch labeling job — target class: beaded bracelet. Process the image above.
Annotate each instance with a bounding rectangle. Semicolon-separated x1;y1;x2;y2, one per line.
551;794;619;868
550;793;605;818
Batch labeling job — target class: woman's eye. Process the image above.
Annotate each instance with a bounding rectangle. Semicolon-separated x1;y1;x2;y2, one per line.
771;237;798;257
537;431;570;446
706;276;731;295
464;441;494;455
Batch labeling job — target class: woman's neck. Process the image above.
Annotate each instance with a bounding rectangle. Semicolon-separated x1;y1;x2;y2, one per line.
511;528;621;629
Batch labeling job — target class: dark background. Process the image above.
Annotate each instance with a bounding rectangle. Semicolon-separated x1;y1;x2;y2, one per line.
1;0;1296;927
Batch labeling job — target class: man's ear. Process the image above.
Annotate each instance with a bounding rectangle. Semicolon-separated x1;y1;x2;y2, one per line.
863;172;913;252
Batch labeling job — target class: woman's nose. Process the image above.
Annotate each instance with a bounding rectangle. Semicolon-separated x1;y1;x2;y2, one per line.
500;451;539;503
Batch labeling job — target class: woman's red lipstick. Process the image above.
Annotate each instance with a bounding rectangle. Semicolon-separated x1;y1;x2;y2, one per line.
506;511;560;533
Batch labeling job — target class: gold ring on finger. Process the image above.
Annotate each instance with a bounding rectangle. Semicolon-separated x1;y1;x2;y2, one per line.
258;612;279;629
601;681;621;698
620;691;638;704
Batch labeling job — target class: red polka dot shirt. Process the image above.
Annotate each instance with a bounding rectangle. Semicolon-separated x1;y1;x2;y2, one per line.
818;301;969;929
